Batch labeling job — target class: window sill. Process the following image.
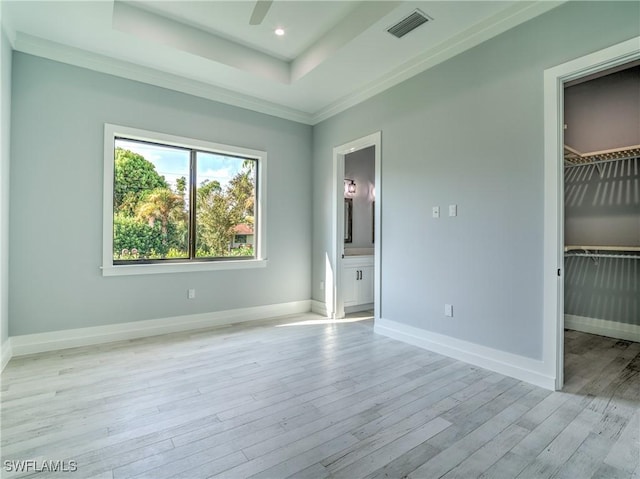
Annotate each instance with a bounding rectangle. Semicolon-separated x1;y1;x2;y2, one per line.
101;259;267;276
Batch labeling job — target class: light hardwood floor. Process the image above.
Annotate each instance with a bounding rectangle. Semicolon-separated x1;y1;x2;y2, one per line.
1;313;639;479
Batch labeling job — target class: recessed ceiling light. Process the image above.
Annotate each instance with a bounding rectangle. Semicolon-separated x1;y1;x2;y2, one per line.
274;28;285;36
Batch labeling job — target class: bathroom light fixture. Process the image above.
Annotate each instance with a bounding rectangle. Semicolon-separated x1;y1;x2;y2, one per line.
344;179;356;195
274;27;285;36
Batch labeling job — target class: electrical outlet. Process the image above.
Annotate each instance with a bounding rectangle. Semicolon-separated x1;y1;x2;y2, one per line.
445;304;453;317
188;289;196;299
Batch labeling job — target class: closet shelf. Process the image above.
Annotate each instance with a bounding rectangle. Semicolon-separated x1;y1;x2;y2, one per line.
564;144;640;167
565;245;640;252
565;245;640;260
566;253;640;260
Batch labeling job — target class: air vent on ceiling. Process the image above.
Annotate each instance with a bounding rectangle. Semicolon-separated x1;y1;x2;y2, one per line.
387;9;431;39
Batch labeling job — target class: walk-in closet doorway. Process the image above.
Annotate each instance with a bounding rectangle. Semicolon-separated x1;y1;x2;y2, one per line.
562;61;640;386
543;37;640;391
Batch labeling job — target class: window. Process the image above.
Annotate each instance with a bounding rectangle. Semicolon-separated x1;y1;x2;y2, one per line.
103;124;266;276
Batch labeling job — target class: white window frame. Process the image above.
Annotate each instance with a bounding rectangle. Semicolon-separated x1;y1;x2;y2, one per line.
102;123;267;276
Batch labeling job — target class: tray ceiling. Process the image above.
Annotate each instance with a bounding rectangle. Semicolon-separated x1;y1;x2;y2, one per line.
1;1;564;124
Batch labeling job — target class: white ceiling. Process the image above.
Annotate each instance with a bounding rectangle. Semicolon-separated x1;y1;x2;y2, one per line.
1;0;563;124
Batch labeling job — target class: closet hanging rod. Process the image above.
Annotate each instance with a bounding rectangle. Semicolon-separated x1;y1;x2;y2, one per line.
564;154;639;168
565;253;640;260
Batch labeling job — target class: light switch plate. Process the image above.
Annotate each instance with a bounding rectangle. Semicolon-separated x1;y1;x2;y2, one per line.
449;204;457;217
445;304;453;317
432;206;440;218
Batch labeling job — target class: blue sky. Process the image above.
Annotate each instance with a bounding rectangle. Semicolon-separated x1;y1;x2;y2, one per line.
116;139;245;190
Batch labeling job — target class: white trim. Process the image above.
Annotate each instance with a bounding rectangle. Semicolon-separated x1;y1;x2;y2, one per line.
345;304;374;314
333;144;345;319
102;259;268;277
543;37;640;391
9;300;311;357
370;135;383;322
332;132;382;321
1;339;12;372
375;318;555;391
311;300;329;317
565;315;640;343
102;123;267;276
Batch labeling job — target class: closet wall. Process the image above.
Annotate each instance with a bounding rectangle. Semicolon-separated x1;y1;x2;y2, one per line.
563;65;640;340
564;65;640;152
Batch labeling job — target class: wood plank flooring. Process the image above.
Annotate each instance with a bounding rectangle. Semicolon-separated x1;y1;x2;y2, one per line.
1;313;639;478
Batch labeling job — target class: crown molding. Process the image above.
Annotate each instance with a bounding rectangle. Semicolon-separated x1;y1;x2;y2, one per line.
13;32;315;125
311;1;566;124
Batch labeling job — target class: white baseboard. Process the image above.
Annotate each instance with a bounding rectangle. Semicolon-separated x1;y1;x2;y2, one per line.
311;300;329;317
1;338;12;372
345;303;374;314
565;314;640;342
9;300;311;357
374;318;555;390
312;300;374;317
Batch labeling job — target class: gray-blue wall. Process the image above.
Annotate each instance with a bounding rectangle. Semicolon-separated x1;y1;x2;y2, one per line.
312;1;640;360
9;53;312;336
1;26;11;347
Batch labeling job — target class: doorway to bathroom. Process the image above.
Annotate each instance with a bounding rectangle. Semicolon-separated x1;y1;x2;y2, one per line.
332;132;381;321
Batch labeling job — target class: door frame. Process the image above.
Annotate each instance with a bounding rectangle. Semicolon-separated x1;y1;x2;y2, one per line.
332;132;381;320
543;36;640;390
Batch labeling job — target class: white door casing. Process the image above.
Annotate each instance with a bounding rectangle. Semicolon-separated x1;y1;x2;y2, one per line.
543;36;640;390
332;132;381;319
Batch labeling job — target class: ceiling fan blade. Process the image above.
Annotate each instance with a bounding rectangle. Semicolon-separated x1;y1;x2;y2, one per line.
249;0;273;25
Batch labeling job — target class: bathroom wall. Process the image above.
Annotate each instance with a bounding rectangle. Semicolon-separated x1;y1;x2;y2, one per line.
345;146;375;250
